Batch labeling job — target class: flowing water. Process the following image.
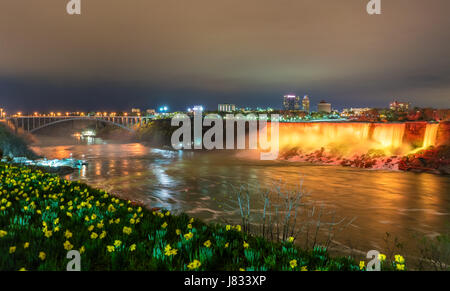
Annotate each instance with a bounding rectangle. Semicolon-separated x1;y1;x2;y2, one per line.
31;137;450;260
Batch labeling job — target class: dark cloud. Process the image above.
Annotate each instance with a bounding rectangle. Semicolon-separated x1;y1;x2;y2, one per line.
0;0;449;112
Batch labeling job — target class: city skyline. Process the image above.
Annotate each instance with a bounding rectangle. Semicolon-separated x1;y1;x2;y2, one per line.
1;0;450;112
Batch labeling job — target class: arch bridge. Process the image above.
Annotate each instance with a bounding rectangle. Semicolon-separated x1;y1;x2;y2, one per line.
4;116;154;133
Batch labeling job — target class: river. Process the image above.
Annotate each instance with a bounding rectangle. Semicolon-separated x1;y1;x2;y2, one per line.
31;137;450;260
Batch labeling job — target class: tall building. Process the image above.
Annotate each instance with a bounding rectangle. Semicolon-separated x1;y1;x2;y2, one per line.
0;108;5;119
283;94;301;110
218;104;236;112
317;100;332;113
390;101;410;112
302;95;310;113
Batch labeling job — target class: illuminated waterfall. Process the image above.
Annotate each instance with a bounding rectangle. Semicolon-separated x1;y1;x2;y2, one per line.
422;123;439;148
277;122;423;156
371;123;406;149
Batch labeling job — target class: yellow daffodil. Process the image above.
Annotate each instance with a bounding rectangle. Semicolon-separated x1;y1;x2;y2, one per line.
288;237;295;243
64;241;73;251
224;242;229;248
187;259;201;270
0;230;7;238
396;264;405;271
176;229;181;235
378;253;386;262
394;255;405;264
164;244;178;256
204;240;212;248
184;232;194;241
24;242;30;249
161;222;168;229
65;230;73;239
243;241;249;249
130;244;136;252
39;252;46;260
90;232;98;239
107;245;115;253
359;261;365;270
290;259;298;269
114;240;122;247
123;226;132;235
100;231;107;239
9;246;16;254
301;266;308;271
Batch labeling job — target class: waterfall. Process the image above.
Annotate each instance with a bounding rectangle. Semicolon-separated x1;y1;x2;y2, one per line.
278;122;410;156
371;123;406;149
422;123;439;148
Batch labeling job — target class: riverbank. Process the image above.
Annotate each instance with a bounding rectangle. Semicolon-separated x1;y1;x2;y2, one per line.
0;162;410;271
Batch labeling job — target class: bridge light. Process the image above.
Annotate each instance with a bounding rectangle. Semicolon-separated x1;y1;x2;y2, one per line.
17;112;22;116
34;112;38;116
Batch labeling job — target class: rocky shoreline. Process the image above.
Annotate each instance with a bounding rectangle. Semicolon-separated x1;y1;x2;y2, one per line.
281;145;450;175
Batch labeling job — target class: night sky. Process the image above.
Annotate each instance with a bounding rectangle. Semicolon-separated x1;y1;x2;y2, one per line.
1;0;449;112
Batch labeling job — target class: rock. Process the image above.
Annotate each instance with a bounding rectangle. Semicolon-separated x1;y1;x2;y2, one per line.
438;165;450;175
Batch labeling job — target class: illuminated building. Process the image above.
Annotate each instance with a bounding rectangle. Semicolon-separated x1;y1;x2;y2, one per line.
146;109;156;115
390;101;410;112
0;108;5;119
317;100;332;113
283;94;301;111
302;95;310;113
218;104;236;112
341;108;372;117
131;108;141;114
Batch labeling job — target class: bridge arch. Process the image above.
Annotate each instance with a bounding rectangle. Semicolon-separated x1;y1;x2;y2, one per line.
28;118;136;133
